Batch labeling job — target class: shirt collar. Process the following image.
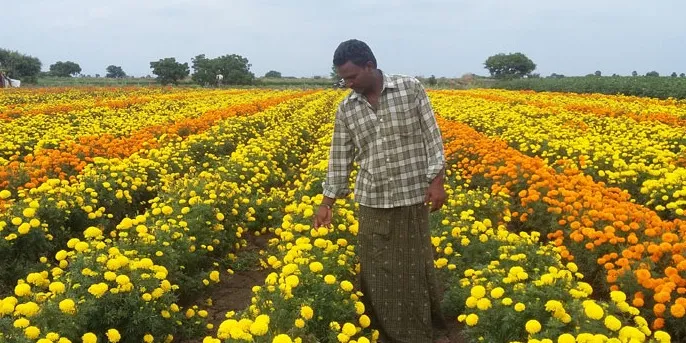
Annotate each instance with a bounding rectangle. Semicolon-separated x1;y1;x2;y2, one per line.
349;70;396;101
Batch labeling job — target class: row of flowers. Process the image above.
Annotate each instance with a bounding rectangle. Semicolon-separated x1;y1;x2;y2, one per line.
429;90;686;221
0;92;325;292
0;90;343;342
0;90;312;193
435;116;686;341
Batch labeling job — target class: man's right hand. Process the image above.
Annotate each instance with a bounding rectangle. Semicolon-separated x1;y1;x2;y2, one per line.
313;205;333;228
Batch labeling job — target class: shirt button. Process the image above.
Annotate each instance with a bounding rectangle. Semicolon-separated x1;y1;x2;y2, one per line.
386;158;390;162
389;177;394;181
380;119;384;123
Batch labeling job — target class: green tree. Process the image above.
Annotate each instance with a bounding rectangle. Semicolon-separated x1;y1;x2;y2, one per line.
671;72;678;77
631;70;638;77
191;54;254;85
0;48;42;83
594;70;602;77
105;65;126;78
149;57;189;85
646;71;659;77
191;54;214;85
427;75;437;86
681;73;685;78
265;70;282;78
483;52;536;79
49;61;81;77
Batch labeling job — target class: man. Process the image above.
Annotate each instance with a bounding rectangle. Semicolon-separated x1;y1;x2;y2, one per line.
314;39;448;343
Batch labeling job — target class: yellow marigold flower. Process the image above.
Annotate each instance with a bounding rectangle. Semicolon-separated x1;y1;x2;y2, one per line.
144;334;154;343
82;332;98;343
359;314;371;328
514;303;526;312
23;207;36;218
105;328;121;343
14;283;31;297
610;291;627;303
13;318;30;328
301;305;314;320
604;315;622;331
470;285;486;299
583;301;604;320
340;280;354;292
490;287;504;299
273;334;293;343
24;326;41;339
0;190;11;199
295;318;305;328
59;299;76;314
309;261;323;273
557;333;575;343
525;319;541;334
465;313;478;326
476;298;492;310
324;275;336;285
83;226;103;239
209;271;220;282
355;301;365;315
49;281;66;294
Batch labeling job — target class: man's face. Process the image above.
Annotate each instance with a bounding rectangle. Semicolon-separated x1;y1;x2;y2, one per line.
336;61;373;94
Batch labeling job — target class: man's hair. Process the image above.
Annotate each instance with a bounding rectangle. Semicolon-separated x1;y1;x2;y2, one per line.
333;39;377;68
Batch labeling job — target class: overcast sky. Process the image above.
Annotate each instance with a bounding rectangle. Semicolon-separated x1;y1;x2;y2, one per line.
2;0;684;78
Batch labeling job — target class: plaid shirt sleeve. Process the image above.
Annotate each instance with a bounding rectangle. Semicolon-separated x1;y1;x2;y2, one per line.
322;106;355;199
414;81;445;182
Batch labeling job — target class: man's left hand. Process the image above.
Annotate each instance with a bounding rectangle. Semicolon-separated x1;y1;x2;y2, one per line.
424;180;446;212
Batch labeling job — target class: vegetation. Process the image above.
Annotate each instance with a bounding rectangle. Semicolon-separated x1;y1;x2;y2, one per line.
0;48;42;83
492;75;686;99
48;61;82;77
484;52;537;79
149;57;190;85
105;65;126;78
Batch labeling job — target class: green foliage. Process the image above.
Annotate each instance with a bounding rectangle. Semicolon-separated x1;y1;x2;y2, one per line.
645;71;659;77
191;53;255;86
492;75;686;99
484;52;536;79
49;61;82;77
0;48;42;83
265;70;282;78
427;74;438;86
149;57;190;85
105;65;126;78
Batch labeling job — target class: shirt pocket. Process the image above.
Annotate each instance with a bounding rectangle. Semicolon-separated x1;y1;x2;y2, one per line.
349;111;377;151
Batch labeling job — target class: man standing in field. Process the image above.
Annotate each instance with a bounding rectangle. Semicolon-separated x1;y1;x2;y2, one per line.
314;39;448;343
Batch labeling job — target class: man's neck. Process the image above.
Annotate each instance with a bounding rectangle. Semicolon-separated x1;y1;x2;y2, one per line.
364;70;384;97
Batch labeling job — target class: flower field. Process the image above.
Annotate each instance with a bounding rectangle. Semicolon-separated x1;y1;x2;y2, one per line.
0;87;684;343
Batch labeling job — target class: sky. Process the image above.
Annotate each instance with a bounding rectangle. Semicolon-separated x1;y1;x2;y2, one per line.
2;0;684;78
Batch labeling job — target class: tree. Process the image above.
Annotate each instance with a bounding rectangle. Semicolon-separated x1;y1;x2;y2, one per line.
330;64;340;80
594;70;602;77
646;71;659;77
681;73;685;78
150;57;189;85
0;48;42;83
549;73;565;78
483;52;536;79
191;54;254;85
671;72;678;77
49;61;82;77
106;65;126;78
631;71;638;77
427;75;437;86
265;70;282;78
